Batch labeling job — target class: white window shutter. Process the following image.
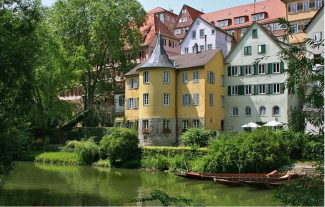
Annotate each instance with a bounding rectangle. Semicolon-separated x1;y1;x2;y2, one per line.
134;78;138;88
237;67;240;76
129;79;132;89
126;99;129;109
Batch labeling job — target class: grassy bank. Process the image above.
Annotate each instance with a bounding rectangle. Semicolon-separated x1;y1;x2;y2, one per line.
21;151;80;165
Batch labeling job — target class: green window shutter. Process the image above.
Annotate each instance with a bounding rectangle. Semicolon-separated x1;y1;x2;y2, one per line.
228;86;231;96
241;66;245;76
280;61;285;73
254;65;258;75
268;84;273;94
268;63;273;74
254;85;258;95
238;85;245;95
281;83;285;94
252;29;257;38
262;44;266;53
182;94;185;106
228;66;231;76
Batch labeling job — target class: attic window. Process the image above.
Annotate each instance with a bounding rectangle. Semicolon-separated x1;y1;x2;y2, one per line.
144;30;148;35
182;9;187;13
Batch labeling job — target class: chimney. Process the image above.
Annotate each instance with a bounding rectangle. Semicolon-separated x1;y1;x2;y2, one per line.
169;9;173;13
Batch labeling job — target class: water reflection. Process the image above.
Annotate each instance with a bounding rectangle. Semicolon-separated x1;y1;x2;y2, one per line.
0;162;281;206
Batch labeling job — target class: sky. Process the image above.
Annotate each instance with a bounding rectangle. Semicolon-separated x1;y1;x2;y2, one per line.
41;0;264;13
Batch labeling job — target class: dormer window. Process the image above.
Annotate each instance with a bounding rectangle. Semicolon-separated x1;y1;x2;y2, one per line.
252;12;266;21
218;19;229;27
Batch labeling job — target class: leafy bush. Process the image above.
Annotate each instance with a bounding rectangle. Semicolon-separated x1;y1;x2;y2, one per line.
280;130;308;159
181;128;214;148
65;127;110;143
65;140;80;148
142;146;208;159
202;128;290;173
100;127;140;165
75;138;100;164
302;141;324;161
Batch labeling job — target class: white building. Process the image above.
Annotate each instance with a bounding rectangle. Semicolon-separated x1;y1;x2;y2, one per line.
224;22;300;132
179;16;234;57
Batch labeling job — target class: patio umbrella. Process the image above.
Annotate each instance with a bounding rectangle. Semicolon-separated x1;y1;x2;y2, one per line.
241;122;261;128
263;120;284;127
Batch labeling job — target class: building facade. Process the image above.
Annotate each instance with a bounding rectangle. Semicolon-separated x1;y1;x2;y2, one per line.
124;33;225;146
224;22;300;132
179;16;234;57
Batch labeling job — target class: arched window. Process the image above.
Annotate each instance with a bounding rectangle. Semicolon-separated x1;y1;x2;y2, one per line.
259;106;266;116
232;107;238;116
244;106;251;116
273;106;280;116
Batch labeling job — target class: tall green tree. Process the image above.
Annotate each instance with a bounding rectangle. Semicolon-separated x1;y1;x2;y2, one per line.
50;0;146;110
0;0;42;191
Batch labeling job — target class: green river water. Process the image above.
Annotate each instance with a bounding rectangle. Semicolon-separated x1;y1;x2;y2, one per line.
0;162;282;206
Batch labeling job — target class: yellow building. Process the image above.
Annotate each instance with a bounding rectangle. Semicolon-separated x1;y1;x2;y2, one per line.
123;32;225;146
281;0;323;47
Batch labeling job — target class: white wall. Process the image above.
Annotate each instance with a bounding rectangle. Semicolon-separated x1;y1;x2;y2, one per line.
305;7;324;58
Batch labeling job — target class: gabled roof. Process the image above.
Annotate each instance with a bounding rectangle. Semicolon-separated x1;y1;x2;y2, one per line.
200;0;285;29
179;15;234;46
225;22;287;61
137;31;176;70
147;7;178;16
303;5;324;32
125;49;221;76
140;12;178;46
174;4;204;28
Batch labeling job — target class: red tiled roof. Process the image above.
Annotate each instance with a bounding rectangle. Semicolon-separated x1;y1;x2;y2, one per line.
140;13;178;46
200;0;285;30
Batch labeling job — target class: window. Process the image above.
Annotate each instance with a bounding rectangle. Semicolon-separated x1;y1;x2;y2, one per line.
259;106;266;116
273;106;280;116
159;13;164;22
240;17;245;23
127;97;138;109
289;3;297;13
192;30;196;38
209;93;213;106
258;44;266;53
273;83;280;94
207;71;215;84
169;40;174;48
163;71;170;83
231;86;238;95
273;63;280;73
292;23;298;34
179;18;187;23
235;18;240;25
143;71;149;83
193;71;199;83
244;106;251;116
244;46;251;55
259;84;266;94
313;32;322;43
221;75;224;87
200;29;204;37
207;44;212;50
167;15;170;22
182;94;191;106
303;1;310;11
182;72;188;84
231;107;238;116
227;30;235;35
118;95;125;106
242;28;247;34
143;120;149;129
185;47;189;54
163;120;170;129
163;93;170;106
218;20;228;27
129;78;138;89
182;9;187;13
231;66;240;76
193;120;200;128
258;64;265;74
172;17;174;23
143;93;149;106
316;0;322;9
200;45;204;52
193;93;200;106
252;29;258;38
175;29;181;35
245;85;252;95
129;122;134;129
183;120;188;129
245;65;252;75
259;13;265;20
221;96;224;108
211;29;215;34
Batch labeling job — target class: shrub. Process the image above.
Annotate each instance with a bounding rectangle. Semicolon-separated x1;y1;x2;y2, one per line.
280;130;308;159
202;128;290;173
75;138;100;164
142;146;208;159
65;127;110;143
100;127;140;165
302;141;324;161
65;140;80;148
181;128;214;148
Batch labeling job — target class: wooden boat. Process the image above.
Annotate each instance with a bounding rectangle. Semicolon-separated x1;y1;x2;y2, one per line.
214;178;244;187
265;180;289;189
241;173;300;189
174;173;189;178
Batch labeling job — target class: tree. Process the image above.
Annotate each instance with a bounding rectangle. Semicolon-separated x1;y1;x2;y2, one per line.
50;0;146;110
0;0;42;191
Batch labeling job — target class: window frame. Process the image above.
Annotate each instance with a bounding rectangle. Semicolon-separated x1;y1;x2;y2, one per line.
259;84;266;94
258;64;265;74
163;120;170;129
163;93;170;106
192;30;196;39
258;44;266;54
182;120;189;129
200;29;204;38
209;93;213;106
272;106;280;116
163;71;170;83
143;120;149;129
259;106;266;116
244;46;252;55
245;85;252;95
193;120;200;128
273;83;280;94
193;71;199;83
143;93;149;106
193;93;200;106
182;71;188;84
244;106;252;116
273;63;280;73
231;107;238;116
231;85;238;95
143;71;149;84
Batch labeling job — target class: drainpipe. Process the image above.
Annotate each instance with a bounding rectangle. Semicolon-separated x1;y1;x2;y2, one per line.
175;62;178;145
